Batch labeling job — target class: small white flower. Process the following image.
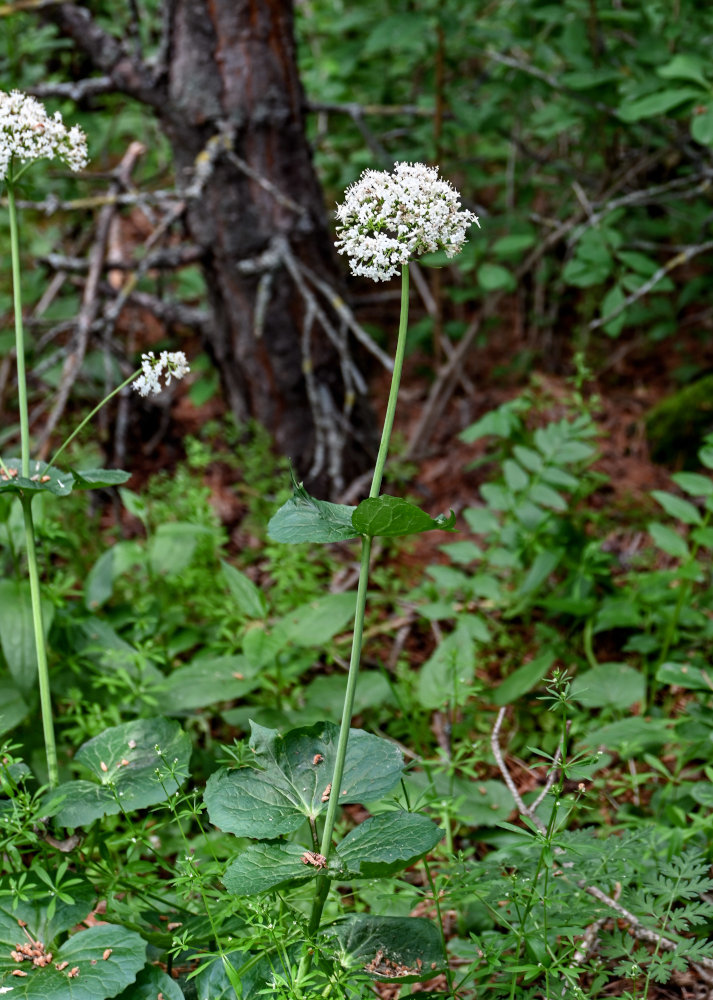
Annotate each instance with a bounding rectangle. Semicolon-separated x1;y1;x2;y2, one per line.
0;90;88;181
132;351;190;397
335;161;479;281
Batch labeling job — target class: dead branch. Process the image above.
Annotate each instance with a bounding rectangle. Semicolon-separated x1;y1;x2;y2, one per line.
590;240;713;331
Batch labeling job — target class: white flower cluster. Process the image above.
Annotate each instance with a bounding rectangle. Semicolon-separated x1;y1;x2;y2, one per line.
0;90;88;182
335;161;479;282
132;351;190;397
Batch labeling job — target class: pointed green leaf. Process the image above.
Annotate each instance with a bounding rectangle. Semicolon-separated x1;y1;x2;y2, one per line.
149;655;261;713
70;467;131;490
0;458;74;496
204;721;404;838
221;561;267;618
618;87;700;122
652;489;702;525
324;915;444;982
223;842;322;895
658;54;709;88
267;477;358;544
336;812;443;877
0;580;54;694
492;651;556;706
671;472;713;498
279;591;357;647
352;496;456;538
51;718;191;827
648;522;689;559
656;661;713;692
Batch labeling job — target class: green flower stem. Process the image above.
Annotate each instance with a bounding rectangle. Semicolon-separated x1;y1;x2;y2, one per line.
298;264;411;979
7;176;30;478
7;171;59;786
20;493;58;786
49;369;140;470
368;263;410;500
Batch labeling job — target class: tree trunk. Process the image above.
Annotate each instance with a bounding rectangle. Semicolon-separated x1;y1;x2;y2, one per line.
47;0;375;495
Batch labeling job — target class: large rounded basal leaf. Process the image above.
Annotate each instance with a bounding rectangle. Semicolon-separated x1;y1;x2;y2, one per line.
335;812;443;878
148;655;261;713
52;718;191;827
0;873;95;944
324;915;444;983
0;925;146;1000
115;965;184;999
352;496;456;538
204;721;404;839
0;459;74;496
267;477;359;544
0;580;54;694
223;842;322;895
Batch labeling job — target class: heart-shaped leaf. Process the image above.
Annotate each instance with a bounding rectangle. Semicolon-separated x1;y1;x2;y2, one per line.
0;879;146;1000
352;496;456;538
50;718;191;827
323;915;444;982
267;478;359;544
335;812;443;877
223;842;323;895
204;721;404;838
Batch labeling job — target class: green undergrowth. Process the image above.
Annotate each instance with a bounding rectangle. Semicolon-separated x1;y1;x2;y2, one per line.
2;404;713;998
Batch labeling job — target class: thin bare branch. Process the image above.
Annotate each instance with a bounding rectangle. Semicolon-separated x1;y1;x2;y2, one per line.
29;77;115;101
590;240;713;331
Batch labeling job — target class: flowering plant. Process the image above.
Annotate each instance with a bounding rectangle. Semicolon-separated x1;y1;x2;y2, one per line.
261;162;478;990
1;90;189;786
334;160;479;281
0;89;88;182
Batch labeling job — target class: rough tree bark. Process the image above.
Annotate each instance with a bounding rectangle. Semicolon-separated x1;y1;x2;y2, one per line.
45;0;375;494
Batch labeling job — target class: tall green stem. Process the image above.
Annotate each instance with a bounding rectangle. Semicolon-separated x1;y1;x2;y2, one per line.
7;174;59;786
49;369;140;470
20;494;58;786
299;264;411;972
7;178;30;478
